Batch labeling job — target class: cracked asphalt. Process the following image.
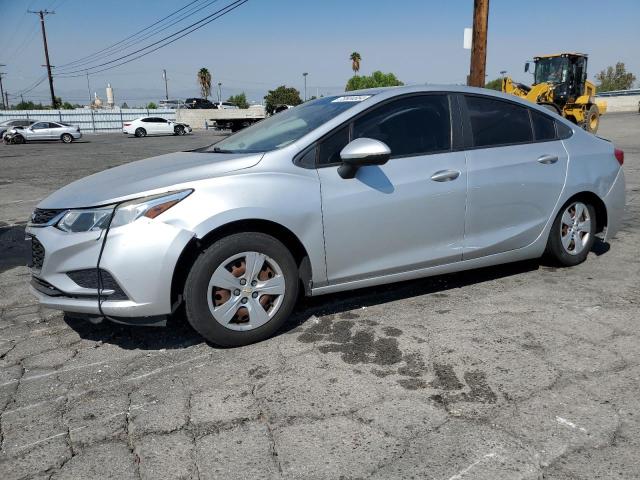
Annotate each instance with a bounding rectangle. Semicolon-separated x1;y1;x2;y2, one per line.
0;115;639;479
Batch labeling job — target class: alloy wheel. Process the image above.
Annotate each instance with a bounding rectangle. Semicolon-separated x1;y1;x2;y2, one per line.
207;251;286;331
560;201;591;255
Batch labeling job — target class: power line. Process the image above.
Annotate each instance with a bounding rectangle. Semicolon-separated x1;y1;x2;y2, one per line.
56;0;244;76
55;0;249;78
56;0;212;70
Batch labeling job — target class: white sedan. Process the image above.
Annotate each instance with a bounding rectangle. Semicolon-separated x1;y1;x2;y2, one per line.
122;117;192;137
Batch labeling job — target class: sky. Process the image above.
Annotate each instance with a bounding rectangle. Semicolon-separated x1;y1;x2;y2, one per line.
0;0;638;106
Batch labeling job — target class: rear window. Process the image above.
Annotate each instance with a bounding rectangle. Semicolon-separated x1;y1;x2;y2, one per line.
465;95;533;147
530;110;556;141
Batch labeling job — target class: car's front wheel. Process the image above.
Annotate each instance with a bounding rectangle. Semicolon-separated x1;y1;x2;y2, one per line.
174;125;185;136
184;232;298;347
546;200;596;266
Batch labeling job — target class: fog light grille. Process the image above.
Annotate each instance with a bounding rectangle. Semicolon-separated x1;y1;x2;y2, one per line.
67;269;129;300
31;237;45;270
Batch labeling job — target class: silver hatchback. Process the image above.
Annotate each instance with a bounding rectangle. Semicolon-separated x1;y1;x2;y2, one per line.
26;86;626;346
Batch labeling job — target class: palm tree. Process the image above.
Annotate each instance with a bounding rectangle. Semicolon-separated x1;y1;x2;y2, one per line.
350;52;361;76
197;68;212;99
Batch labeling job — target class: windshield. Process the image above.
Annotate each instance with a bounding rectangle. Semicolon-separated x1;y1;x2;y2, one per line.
206;95;370;153
534;57;569;85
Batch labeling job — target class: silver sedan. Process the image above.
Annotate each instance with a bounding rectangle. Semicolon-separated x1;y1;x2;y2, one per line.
11;120;82;143
25;86;625;346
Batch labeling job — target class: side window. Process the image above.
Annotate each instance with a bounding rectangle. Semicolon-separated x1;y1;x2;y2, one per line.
556;121;573;139
353;95;451;157
465;95;533;147
530;109;556;141
48;122;61;128
32;122;47;130
155;118;167;123
141;118;151;123
317;126;350;166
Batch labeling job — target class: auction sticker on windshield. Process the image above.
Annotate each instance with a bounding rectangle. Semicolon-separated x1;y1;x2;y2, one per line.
331;95;372;102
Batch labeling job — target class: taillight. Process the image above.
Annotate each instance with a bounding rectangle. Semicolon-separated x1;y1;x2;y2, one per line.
123;123;131;127
614;148;624;166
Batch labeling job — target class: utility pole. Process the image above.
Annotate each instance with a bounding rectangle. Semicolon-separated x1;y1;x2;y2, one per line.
0;66;6;110
468;0;489;87
217;82;222;103
29;9;57;107
303;72;308;101
163;69;169;101
86;71;92;107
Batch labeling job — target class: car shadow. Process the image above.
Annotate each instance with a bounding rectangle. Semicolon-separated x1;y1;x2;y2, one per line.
59;242;611;350
61;259;541;350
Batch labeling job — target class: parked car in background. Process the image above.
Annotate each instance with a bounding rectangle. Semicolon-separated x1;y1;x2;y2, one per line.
0;119;35;138
122;117;192;137
7;121;81;143
212;102;239;110
185;98;215;109
26;86;625;347
158;99;186;109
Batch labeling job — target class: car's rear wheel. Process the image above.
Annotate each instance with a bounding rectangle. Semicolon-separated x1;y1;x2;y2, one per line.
134;128;146;138
184;232;298;347
546;200;596;266
61;133;73;143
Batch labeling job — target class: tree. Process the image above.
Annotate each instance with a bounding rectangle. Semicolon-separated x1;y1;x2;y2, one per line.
15;100;44;110
595;62;636;92
61;102;75;110
147;102;157;109
350;52;361;76
345;71;404;91
121;102;129;109
227;92;249;109
485;78;503;91
264;85;302;114
197;67;212;98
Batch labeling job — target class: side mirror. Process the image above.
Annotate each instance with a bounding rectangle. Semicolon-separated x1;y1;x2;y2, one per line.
524;62;530;73
338;138;391;179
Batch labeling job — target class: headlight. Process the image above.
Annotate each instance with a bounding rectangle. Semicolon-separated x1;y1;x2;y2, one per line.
56;190;192;233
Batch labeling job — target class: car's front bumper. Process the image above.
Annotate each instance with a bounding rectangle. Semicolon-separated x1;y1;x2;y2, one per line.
25;219;194;321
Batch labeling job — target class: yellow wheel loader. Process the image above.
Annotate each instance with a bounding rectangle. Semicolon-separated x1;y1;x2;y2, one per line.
502;53;607;133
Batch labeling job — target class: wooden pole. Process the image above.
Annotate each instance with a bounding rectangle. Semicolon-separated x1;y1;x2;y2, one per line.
469;0;489;87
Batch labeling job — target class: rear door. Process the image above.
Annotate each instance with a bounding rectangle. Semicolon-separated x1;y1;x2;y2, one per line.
47;122;63;139
460;95;568;259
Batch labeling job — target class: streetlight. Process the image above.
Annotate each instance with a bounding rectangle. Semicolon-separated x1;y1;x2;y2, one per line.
303;72;308;101
218;82;222;103
500;70;507;78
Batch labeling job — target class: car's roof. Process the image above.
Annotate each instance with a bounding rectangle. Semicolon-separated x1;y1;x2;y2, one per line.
346;84;567;115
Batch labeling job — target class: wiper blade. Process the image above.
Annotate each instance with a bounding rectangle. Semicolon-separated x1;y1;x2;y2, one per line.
213;146;235;153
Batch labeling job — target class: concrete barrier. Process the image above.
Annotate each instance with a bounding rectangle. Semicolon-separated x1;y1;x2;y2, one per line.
598;95;640;113
176;106;266;129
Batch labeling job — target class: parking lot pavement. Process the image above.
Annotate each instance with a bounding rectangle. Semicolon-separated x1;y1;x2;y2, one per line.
0;114;638;479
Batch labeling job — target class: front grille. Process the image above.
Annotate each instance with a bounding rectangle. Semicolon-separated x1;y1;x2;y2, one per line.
67;269;129;300
31;208;64;225
31;236;45;270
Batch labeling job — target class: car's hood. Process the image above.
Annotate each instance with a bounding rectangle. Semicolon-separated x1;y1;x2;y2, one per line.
38;150;263;208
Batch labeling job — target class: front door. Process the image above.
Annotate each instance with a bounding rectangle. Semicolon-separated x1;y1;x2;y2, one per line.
28;122;50;140
318;94;467;285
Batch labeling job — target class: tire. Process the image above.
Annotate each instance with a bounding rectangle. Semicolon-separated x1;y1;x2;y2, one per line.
14;135;25;144
184;232;299;347
174;125;185;136
61;133;73;143
134;127;146;138
584;105;599;133
545;199;596;267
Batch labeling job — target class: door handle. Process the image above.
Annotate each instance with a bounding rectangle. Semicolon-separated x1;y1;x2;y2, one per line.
537;154;558;164
430;170;460;182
